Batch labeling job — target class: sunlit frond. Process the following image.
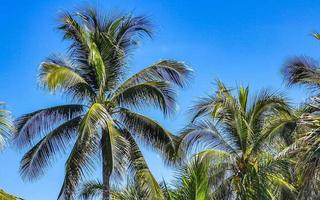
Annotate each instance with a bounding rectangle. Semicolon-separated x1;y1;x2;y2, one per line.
39;56;86;90
121;128;165;200
0;103;13;150
179;82;292;199
58;134;99;200
58;103;109;199
170;156;212;200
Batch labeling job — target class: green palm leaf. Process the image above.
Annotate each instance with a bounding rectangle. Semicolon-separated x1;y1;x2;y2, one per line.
0;103;13;149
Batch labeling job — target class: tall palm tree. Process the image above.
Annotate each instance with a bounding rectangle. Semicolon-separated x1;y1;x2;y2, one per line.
178;81;295;199
14;8;191;200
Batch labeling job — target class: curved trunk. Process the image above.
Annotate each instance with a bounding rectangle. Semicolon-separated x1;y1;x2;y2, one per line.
101;128;113;200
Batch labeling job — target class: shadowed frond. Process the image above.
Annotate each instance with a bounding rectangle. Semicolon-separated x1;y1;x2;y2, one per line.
79;180;103;200
118;108;179;163
179;119;238;156
113;81;177;116
189;95;218;122
282;56;320;88
115;60;192;94
20;116;82;180
14;104;84;148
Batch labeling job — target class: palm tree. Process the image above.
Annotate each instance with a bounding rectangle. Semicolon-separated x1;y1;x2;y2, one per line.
281;37;320;198
178;81;295;199
79;156;212;200
14;7;191;200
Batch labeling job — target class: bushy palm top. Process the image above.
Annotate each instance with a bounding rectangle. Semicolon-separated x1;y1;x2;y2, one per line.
178;81;295;199
14;8;191;199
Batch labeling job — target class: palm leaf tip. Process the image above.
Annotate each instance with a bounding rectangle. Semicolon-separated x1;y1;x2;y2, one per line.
155;60;193;88
0;102;13;150
282;56;320;87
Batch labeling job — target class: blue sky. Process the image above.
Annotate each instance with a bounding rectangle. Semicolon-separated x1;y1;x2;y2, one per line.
1;0;320;199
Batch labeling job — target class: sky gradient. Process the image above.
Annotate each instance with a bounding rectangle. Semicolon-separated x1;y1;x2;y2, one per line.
1;0;320;199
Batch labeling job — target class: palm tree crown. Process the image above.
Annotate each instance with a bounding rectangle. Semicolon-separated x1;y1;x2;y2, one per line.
178;81;295;199
14;7;191;200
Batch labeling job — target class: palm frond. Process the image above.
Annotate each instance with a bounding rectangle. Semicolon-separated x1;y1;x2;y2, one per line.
113;81;177;116
79;180;103;200
0;189;22;200
189;95;218;122
115;15;152;53
121;128;165;200
115;60;192;95
58;134;99;200
39;56;87;91
118;108;179;164
14;104;84;148
282;56;320;88
19;116;82;180
179;119;238;156
0;103;13;150
171;155;211;200
58;103;109;199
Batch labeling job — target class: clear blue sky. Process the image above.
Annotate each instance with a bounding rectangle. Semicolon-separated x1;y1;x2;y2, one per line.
0;0;319;199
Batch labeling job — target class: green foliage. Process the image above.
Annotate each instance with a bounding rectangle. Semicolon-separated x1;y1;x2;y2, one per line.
178;81;295;200
9;5;320;200
14;7;191;200
0;102;13;150
0;189;22;200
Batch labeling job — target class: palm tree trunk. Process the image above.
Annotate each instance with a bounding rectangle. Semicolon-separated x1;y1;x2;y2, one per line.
101;129;113;200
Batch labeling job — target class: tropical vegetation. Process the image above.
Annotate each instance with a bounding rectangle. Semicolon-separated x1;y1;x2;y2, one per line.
176;82;296;199
1;4;320;200
0;104;21;199
13;7;191;200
